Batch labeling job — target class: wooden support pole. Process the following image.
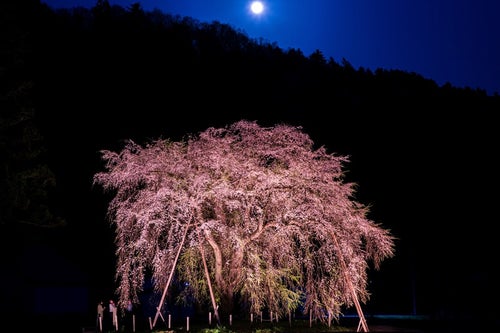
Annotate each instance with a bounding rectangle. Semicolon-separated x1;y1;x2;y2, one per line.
153;223;191;328
200;240;220;324
329;230;369;332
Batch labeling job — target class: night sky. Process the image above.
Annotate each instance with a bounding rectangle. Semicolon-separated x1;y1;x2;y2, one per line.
42;0;500;96
4;1;500;332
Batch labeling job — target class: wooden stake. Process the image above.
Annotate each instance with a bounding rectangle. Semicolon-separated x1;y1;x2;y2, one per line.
153;223;191;328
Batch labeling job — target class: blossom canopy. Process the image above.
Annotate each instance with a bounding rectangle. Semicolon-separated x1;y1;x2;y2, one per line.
93;120;395;323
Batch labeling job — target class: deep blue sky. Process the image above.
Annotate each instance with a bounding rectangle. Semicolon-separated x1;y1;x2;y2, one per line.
43;0;500;95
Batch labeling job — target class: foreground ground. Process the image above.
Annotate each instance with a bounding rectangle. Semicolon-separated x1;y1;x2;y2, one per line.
76;315;494;333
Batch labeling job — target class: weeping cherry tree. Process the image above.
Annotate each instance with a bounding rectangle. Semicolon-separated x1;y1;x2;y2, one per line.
93;120;395;330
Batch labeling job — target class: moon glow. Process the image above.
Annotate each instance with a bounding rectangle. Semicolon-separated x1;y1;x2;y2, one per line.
250;1;264;15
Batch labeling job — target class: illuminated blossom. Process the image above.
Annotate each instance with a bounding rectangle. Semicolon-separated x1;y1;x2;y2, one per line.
93;120;395;324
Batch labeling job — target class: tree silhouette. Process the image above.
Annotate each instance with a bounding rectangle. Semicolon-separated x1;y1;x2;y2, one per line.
0;0;65;229
93;120;395;329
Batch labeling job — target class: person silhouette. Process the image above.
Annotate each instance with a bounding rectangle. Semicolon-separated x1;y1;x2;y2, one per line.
125;299;134;332
108;299;117;331
96;301;106;332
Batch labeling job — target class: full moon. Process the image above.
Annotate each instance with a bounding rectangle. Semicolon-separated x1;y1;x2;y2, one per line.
250;1;264;15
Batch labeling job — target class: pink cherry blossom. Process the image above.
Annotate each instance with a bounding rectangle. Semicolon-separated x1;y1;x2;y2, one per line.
93;120;395;325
